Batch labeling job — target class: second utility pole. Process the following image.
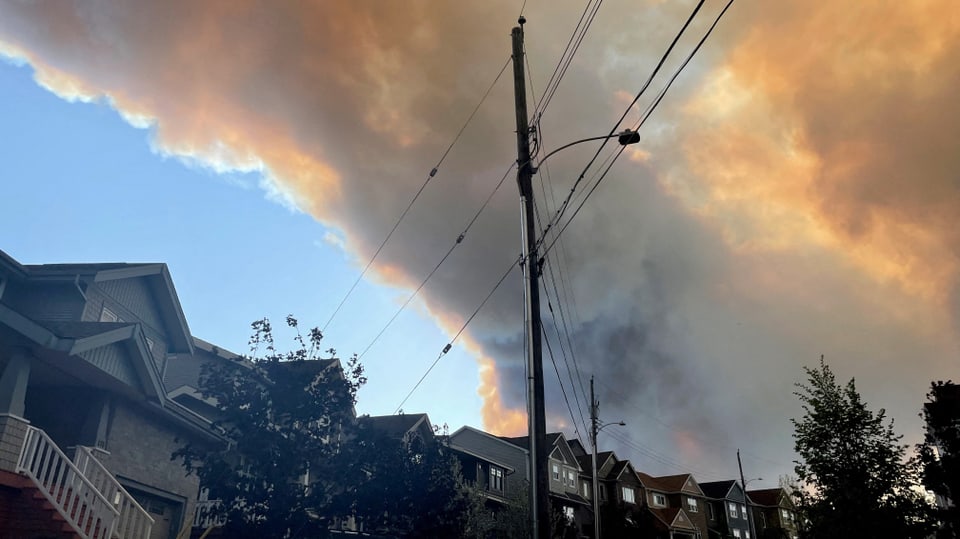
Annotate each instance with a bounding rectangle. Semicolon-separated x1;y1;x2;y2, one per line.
512;17;549;539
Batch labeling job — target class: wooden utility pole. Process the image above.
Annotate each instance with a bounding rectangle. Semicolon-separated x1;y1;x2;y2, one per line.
590;377;601;539
738;449;758;539
512;17;549;539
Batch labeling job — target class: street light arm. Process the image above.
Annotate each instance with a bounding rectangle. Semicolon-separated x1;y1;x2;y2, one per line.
530;130;639;174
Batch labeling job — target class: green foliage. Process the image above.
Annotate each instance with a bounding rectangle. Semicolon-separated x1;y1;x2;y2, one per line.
791;357;934;539
173;317;365;538
918;380;960;538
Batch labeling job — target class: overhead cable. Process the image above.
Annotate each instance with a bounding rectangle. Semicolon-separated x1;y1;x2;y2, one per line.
322;55;512;332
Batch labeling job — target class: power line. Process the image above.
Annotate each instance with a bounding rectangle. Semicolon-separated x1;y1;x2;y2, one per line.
606;429;730;481
322;56;512;332
542;324;587;439
540;0;735;261
393;254;521;414
533;0;707;256
531;0;605;123
359;162;516;359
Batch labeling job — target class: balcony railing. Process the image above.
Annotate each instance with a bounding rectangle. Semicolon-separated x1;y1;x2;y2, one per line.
193;499;227;529
17;426;119;539
73;445;154;538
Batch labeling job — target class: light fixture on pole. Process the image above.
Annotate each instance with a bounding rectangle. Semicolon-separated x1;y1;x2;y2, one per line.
590;377;625;539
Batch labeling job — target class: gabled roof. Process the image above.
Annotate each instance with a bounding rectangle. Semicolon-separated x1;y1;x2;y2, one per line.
499;432;563;451
747;488;794;509
449;425;529;454
700;480;739;499
648;507;698;531
19;256;193;354
637;472;704;497
361;413;432;439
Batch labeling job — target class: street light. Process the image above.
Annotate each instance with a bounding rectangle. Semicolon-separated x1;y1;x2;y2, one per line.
530;129;641;174
590;377;625;539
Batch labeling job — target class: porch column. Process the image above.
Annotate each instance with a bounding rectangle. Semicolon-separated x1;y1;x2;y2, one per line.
0;349;31;472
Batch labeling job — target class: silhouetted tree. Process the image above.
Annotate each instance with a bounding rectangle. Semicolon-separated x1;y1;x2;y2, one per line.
173;316;365;538
919;380;960;538
791;357;933;539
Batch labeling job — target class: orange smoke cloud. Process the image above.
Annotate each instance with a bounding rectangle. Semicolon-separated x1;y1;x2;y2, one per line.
478;356;527;436
675;1;960;305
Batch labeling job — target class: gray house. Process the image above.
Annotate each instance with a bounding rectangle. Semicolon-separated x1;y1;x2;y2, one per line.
0;249;220;539
700;480;752;539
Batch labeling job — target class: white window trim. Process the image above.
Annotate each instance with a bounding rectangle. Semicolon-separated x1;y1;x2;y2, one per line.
652;493;667;507
622;487;636;504
687;497;698;512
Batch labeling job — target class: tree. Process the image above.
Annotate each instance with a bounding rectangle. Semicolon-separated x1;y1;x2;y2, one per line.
339;421;470;537
919;380;960;538
173;316;365;538
791;357;933;539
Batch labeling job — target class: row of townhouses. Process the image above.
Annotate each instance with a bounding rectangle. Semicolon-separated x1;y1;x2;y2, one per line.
0;249;800;539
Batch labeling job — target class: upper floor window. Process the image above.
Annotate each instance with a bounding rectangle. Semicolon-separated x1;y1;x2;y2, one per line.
100;306;118;323
566;470;576;488
687;497;698;512
729;502;738;518
745;531;751;539
582;481;590;498
552;464;560;481
740;504;748;519
708;502;716;520
653;493;667;507
622;487;636;504
733;530;742;539
761;512;767;528
489;466;504;492
780;508;791;522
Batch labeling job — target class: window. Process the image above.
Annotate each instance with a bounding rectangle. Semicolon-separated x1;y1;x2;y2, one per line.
489;466;504;492
687;497;698;512
566;470;576;487
708;502;716;520
563;506;574;522
600;484;607;501
733;530;742;539
100;306;118;323
653;493;666;507
781;508;791;522
622;487;635;504
761;512;767;528
729;502;738;518
740;504;748;519
582;481;590;498
552;464;560;481
745;531;751;539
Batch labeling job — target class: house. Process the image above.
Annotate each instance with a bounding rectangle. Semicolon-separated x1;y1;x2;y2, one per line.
569;439;645;538
745;488;799;539
0;249;221;539
448;425;526;507
637;472;709;539
500;432;592;536
699;480;752;539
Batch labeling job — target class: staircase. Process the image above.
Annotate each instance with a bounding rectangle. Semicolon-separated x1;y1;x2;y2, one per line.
14;426;153;539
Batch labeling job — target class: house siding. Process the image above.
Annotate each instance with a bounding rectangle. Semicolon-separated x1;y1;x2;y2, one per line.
83;281;169;368
80;343;140;388
97;400;201;536
4;282;84;322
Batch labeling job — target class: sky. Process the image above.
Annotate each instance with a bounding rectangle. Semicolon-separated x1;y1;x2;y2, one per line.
0;0;957;487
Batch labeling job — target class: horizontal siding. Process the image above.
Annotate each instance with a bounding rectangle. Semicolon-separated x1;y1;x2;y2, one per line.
96;278;164;331
5;282;84;321
80;343;140;388
450;428;528;497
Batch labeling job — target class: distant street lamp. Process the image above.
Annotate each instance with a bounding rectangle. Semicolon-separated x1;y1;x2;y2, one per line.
590;377;625;539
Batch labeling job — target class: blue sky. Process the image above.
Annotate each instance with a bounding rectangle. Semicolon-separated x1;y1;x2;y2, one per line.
0;59;484;430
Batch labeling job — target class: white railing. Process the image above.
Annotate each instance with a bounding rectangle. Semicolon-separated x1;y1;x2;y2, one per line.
193;499;226;529
16;426;119;539
73;446;154;539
